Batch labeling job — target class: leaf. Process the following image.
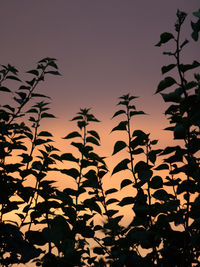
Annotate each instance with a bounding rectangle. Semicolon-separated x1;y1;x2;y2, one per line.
149;176;163;189
93;247;104;255
148;149;162;164
161;90;182;103
130;111;146;117
152;189;172;201
31;93;50;98
88;130;100;141
38;131;53;137
161;64;176;74
180;61;200;73
174;124;187;139
155;32;174;47
41;112;55;118
27;70;39;76
63;131;81;139
111;121;127;132
0;86;11;92
45;71;61;75
112;110;126;118
61;153;79;162
106;209;118;217
112;140;127;155
120;179;132;189
6;75;21;81
71;115;83;121
131;148;144;155
112;158;130;175
106;198;119;205
118;197;135;206
86;136;100;146
60;168;79;179
156;77;177;94
105;188;118;195
154;164;169;170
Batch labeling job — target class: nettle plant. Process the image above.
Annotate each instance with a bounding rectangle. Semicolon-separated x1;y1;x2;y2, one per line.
0;8;199;267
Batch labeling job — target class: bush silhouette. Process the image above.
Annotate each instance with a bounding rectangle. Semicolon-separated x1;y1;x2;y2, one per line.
0;9;200;267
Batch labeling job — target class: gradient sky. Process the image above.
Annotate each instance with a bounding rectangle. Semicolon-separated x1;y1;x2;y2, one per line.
1;0;199;174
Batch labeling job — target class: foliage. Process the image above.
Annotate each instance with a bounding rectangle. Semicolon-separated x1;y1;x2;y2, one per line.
0;9;199;267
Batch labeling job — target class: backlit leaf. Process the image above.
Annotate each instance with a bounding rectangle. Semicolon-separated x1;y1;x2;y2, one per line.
112;158;130;175
112;140;127;155
111;121;127;132
156;77;177;94
155;32;174;47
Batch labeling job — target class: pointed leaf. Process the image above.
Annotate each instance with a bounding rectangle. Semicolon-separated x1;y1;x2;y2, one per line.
61;153;79;162
112;158;130;175
63;131;81;139
154;164;169;170
161;64;176;74
105;188;118;195
120;179;132;189
118;197;135;207
112;140;127;155
60;168;79;179
106;198;119;205
0;86;11;92
86;136;100;146
88;130;100;140
155;32;174;47
41;113;55;118
112;110;126;118
156;77;177;94
38;131;53;137
111;121;127;132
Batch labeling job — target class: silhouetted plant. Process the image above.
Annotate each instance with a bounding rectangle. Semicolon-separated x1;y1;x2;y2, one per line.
0;8;199;267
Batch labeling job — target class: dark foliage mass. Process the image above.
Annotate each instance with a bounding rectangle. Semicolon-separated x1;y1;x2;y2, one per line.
0;9;200;267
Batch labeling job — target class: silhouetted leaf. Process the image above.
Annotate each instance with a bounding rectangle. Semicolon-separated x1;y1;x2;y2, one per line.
152;189;172;201
112;158;130;175
93;247;104;255
60;168;79;179
130;111;146;117
41;112;55;118
154;163;169;170
27;70;39;76
38;131;53;137
105;188;118;195
155;32;174;47
86;136;100;146
0;86;11;92
111;121;127;132
120;179;132;189
63;131;81;139
156;77;177;93
149;176;163;189
112;110;126;118
61;153;79;162
174;124;187;139
180;61;200;72
7;75;21;81
118;197;135;206
88;130;100;140
112;140;127;155
161;64;176;74
106;198;119;205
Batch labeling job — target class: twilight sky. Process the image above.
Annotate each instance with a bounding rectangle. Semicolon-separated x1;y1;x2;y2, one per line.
1;0;199;156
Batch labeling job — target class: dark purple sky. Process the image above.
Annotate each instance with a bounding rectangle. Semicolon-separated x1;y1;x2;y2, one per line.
0;1;199;149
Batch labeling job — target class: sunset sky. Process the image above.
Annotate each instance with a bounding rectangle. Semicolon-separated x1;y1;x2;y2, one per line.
1;3;199;265
1;1;199;174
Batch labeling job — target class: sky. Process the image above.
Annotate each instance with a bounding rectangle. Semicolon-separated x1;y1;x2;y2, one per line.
0;0;199;182
1;2;199;265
